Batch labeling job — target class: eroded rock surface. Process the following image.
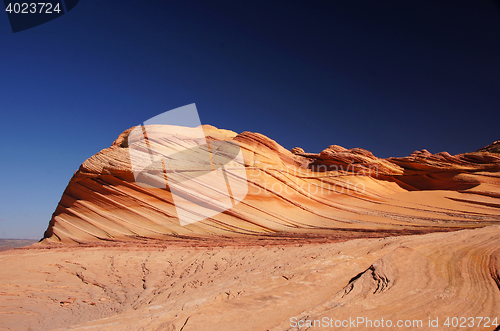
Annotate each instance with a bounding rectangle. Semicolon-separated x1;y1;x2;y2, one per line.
1;226;499;330
2;127;500;330
43;125;500;243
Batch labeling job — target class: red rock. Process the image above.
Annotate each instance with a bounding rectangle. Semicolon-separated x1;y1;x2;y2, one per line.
476;139;500;153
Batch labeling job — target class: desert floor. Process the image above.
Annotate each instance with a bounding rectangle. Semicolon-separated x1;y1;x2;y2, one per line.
1;226;499;331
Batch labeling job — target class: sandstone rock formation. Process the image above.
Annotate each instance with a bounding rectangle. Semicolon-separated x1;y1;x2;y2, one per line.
2;127;500;331
42;125;500;243
477;139;500;154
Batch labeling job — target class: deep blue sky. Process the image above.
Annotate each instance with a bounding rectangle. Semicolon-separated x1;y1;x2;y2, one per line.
1;1;499;239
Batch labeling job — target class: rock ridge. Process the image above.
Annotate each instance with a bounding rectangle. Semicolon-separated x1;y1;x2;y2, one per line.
43;125;500;243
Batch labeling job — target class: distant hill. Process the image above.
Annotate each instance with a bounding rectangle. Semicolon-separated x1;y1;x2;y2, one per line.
0;239;38;252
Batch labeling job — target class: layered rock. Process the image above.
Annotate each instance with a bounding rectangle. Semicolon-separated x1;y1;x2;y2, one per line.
3;127;500;330
43;126;500;243
477;139;500;154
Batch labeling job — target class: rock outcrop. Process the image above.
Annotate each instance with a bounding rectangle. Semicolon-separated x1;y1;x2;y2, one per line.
43;125;500;243
477;139;500;154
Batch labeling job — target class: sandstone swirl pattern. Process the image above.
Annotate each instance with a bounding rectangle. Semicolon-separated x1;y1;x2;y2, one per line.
1;126;500;331
43;125;500;243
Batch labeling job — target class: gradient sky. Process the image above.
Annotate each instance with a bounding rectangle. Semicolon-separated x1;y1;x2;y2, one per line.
1;1;499;239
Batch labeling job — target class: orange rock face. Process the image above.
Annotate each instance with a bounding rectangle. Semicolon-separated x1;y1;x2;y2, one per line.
42;125;500;243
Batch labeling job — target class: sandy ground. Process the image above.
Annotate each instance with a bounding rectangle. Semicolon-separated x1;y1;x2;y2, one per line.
1;226;499;331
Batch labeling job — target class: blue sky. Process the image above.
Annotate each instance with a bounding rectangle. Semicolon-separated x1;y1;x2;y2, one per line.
1;1;499;239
